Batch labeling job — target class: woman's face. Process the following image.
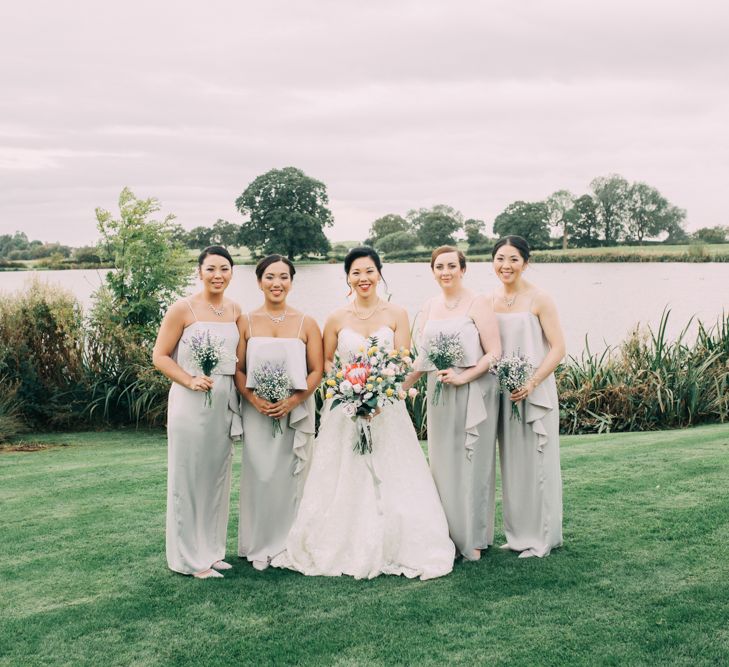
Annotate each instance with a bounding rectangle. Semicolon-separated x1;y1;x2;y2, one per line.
258;261;292;305
492;244;527;285
348;256;380;298
432;251;464;290
199;254;233;294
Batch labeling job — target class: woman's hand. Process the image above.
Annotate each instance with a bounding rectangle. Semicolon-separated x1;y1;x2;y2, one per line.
436;368;466;387
188;375;213;392
267;395;300;420
248;393;275;416
510;378;537;403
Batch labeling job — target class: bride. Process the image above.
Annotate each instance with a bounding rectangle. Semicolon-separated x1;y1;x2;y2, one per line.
271;247;455;580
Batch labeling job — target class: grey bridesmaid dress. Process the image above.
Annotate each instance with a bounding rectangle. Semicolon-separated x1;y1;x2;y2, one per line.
496;306;563;557
417;314;500;559
166;303;242;575
238;315;314;566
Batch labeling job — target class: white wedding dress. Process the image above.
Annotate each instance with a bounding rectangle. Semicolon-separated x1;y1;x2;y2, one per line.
271;326;455;580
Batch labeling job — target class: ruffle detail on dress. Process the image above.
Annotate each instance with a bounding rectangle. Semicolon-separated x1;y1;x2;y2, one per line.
464;373;489;461
289;396;315;476
524;384;554;453
228;391;243;441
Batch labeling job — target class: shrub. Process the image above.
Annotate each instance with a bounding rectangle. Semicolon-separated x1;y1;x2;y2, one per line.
0;280;88;428
0;379;26;442
377;231;418;255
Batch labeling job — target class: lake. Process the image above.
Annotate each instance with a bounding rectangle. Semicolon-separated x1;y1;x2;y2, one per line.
1;263;728;357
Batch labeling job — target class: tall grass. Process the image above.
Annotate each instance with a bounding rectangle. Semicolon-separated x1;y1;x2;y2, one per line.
1;283;727;435
557;309;729;434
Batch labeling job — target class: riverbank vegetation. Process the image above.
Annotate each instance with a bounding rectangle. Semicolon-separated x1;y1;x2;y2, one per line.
4;170;729;272
2;425;728;665
0;280;727;441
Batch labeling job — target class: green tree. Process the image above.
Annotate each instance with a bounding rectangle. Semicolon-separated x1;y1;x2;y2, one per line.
209;219;239;246
235;167;333;259
377;231;418;254
590;174;630;245
408;205;463;247
492;200;551;248
692;226;729;244
463;218;487;246
625;182;686;243
185;226;213;250
564;195;600;248
546;190;574;249
95;187;191;336
366;214;410;247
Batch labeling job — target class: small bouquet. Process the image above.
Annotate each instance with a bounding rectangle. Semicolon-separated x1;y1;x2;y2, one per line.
427;331;464;405
186;330;228;407
491;351;534;422
323;337;416;455
251;362;293;436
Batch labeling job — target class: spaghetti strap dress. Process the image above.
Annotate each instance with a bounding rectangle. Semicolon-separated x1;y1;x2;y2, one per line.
496;304;563;557
165;302;242;574
416;313;500;559
238;315;315;565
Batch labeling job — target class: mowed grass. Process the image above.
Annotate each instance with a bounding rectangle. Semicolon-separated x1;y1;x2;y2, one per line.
1;426;728;666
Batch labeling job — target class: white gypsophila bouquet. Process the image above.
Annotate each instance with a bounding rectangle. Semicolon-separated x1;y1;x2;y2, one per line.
186;329;229;407
426;331;465;405
252;362;294;436
491;351;534;422
323;336;417;455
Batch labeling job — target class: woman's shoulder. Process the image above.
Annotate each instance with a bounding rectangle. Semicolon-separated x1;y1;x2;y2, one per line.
381;300;407;317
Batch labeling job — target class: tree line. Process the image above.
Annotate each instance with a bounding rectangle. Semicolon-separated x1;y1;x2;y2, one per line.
3;168;728;266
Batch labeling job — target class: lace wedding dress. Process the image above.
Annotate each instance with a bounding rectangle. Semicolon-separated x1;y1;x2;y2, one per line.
271;326;455;580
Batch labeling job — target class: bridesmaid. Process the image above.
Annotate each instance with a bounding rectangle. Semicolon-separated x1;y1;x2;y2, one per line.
153;245;244;579
405;246;501;560
491;235;565;558
236;255;323;570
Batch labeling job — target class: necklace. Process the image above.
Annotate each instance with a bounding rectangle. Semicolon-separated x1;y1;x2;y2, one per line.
264;309;287;324
444;295;462;311
503;292;518;308
208;302;225;317
353;299;380;320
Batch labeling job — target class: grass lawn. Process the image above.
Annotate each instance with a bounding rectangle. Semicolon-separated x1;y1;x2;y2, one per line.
1;425;728;666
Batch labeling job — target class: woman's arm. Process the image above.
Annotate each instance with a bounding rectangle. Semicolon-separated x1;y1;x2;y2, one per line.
438;294;501;386
152;301;213;393
511;291;566;402
392;305;411;351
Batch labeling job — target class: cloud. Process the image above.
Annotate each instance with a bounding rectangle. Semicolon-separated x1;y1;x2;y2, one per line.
0;0;727;244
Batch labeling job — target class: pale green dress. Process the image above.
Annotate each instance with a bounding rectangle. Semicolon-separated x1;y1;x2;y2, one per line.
166;308;242;575
238;315;315;565
416;314;500;559
496;308;563;557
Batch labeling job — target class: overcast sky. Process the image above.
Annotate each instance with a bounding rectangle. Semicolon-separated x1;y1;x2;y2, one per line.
1;0;727;246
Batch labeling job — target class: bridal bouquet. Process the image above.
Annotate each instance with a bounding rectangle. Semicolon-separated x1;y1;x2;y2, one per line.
251;362;293;436
323;337;416;454
186;330;229;407
426;331;464;405
491;351;534;422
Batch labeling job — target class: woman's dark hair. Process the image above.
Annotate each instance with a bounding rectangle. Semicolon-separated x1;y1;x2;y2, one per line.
344;246;383;275
198;245;234;267
255;254;296;281
343;246;388;294
431;245;466;270
491;235;531;262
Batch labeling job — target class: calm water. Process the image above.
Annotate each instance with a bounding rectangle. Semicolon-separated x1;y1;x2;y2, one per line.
1;263;728;357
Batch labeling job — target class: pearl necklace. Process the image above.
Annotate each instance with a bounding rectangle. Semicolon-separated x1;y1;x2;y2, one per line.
353;299;381;320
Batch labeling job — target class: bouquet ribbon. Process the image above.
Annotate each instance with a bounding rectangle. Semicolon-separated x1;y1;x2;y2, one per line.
355;417;383;516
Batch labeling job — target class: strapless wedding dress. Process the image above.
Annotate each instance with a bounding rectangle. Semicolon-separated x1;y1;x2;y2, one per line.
271;326;455;580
